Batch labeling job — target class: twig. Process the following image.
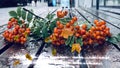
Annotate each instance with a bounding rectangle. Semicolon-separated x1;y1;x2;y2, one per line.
23;8;45;20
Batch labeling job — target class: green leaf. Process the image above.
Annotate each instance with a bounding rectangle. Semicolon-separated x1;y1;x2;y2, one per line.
76;37;83;46
42;24;49;39
26;24;29;28
59;18;71;24
107;37;118;44
31;27;41;39
21;10;26;20
34;27;41;35
116;33;120;41
49;20;57;33
69;36;75;47
9;11;17;17
17;20;22;25
46;13;55;20
65;36;72;46
17;7;21;17
27;12;33;23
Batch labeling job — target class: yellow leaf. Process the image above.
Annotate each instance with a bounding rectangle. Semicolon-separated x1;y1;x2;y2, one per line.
52;48;57;56
61;28;74;39
25;53;32;60
50;35;57;41
75;44;81;53
71;43;81;53
24;32;28;38
13;60;20;66
71;45;76;52
14;35;19;41
45;37;51;43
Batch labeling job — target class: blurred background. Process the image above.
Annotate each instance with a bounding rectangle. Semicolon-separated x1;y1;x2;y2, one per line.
0;0;120;25
0;0;120;8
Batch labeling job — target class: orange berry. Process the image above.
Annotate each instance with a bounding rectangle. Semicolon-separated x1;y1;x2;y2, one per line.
54;27;58;33
100;20;106;25
63;10;68;16
10;18;15;22
26;28;30;31
81;29;86;35
9;33;12;39
54;33;59;37
75;25;80;30
20;36;24;41
91;26;96;31
23;38;27;42
7;25;11;29
26;30;30;34
5;33;9;37
94;20;99;24
96;31;100;35
82;35;87;39
88;39;93;45
82;24;87;30
96;36;101;40
8;21;12;25
56;42;60;46
100;32;104;36
70;26;74;31
101;25;106;29
99;27;103;31
14;21;18;25
15;25;20;30
58;29;62;34
105;27;110;31
95;27;99;30
50;35;53;39
56;21;61;26
66;23;70;28
72;16;77;22
105;30;110;35
15;19;18;22
75;33;80;37
96;22;101;27
88;30;93;34
70;20;74;25
59;24;64;29
13;29;17;35
93;33;97;38
85;32;90;37
78;29;81;34
57;11;64;18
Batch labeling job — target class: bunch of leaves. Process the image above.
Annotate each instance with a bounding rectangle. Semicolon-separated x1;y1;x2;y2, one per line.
39;12;72;40
30;13;57;40
65;36;83;47
9;7;33;27
107;33;120;45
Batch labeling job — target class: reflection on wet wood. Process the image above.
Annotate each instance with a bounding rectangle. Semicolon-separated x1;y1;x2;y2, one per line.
82;42;119;68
